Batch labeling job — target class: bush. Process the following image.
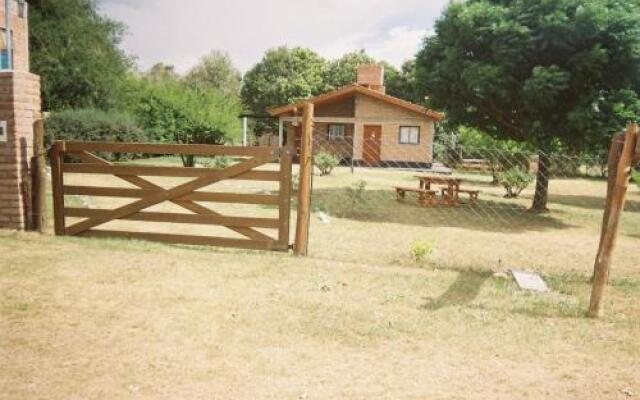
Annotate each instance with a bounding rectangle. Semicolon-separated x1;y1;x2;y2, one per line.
410;240;434;263
632;170;640;187
200;155;233;169
497;167;534;198
127;78;242;166
344;180;369;215
315;151;340;176
45;108;148;161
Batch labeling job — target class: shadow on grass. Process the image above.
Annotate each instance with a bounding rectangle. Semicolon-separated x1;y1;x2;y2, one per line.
311;188;575;233
549;194;640;212
419;270;490;311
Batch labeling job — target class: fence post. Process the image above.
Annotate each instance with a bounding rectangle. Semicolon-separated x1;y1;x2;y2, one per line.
31;119;47;232
49;141;66;236
294;103;314;256
277;124;294;250
588;123;638;318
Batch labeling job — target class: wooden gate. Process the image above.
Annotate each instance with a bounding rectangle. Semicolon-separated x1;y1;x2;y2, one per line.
49;141;294;251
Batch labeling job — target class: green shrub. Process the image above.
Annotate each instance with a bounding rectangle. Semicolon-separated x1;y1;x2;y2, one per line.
315;151;340;176
45;108;148;161
130;79;241;166
344;180;368;215
497;167;534;198
200;155;233;169
410;240;435;263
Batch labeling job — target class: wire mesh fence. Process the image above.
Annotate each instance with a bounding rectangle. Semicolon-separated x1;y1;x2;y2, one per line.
305;124;640;273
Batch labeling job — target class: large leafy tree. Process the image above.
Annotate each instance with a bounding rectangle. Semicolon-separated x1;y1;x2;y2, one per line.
385;60;421;103
29;0;132;110
184;50;242;96
415;0;640;211
241;46;328;116
324;50;376;89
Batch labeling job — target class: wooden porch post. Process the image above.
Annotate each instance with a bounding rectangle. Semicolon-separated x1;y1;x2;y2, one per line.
588;123;638;318
294;103;314;256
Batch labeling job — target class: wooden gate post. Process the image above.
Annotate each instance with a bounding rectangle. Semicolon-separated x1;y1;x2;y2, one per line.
588;123;638;318
31;119;47;232
294;103;314;256
49;141;66;236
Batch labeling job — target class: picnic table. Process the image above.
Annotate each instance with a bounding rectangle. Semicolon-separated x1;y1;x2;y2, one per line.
415;175;463;206
393;175;479;207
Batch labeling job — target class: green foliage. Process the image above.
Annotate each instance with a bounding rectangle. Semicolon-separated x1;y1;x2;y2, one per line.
344;180;369;216
315;151;340;176
497;168;534;198
30;0;132;110
199;155;233;169
415;0;640;209
385;60;421;103
410;240;435;263
45;108;147;161
456;126;532;182
184;50;242;96
127;78;241;166
324;50;376;90
241;47;328;118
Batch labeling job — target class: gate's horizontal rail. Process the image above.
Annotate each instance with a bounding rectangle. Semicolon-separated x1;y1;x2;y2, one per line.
63;186;280;205
79;230;286;251
63;142;274;157
62;163;280;180
65;208;279;228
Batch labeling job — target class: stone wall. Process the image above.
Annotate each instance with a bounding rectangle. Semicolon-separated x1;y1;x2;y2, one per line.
0;71;41;230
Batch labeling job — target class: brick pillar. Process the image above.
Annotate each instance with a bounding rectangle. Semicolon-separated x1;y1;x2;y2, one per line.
0;70;41;230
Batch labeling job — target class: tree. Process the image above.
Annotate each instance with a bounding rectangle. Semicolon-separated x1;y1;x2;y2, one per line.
29;0;132;110
145;63;179;82
184;50;241;96
131;78;241;166
415;0;640;212
241;46;328;117
384;60;421;103
324;50;376;89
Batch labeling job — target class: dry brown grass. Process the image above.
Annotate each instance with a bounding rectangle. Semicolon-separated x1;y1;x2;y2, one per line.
1;232;639;399
1;161;639;399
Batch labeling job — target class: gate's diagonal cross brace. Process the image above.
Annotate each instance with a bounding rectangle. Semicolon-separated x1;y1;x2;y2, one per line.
65;152;274;237
73;152;273;242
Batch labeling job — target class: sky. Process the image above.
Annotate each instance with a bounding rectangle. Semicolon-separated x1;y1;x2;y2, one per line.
100;0;450;74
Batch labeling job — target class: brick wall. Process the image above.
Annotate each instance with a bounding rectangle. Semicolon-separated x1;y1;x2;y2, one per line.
0;0;30;71
0;71;41;230
353;94;435;163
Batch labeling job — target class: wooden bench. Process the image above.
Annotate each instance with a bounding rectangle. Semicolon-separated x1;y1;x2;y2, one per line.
457;189;480;205
436;187;480;206
394;186;438;206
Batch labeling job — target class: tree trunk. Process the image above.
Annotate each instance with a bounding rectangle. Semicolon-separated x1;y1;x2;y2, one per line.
180;154;195;167
530;150;550;212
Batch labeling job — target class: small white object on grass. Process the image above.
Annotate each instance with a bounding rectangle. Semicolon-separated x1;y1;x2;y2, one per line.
510;270;550;293
317;211;331;224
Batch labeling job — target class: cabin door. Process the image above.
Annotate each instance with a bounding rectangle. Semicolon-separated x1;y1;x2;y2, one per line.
362;125;382;164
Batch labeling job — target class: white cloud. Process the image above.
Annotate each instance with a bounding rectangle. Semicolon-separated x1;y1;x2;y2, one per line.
100;0;448;73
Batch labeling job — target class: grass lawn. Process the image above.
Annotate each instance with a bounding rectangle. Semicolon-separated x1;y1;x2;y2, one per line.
1;160;639;399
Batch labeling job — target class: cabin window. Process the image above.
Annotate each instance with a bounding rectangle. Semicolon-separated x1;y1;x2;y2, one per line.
0;29;11;70
399;126;420;144
328;124;345;141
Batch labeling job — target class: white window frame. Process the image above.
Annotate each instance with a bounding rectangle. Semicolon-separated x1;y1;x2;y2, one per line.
328;124;346;141
399;126;420;145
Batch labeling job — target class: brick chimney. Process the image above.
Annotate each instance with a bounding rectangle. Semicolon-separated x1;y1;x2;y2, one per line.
357;65;385;94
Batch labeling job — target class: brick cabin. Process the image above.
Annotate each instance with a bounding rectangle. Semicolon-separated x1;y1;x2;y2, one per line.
0;0;42;230
268;65;445;168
